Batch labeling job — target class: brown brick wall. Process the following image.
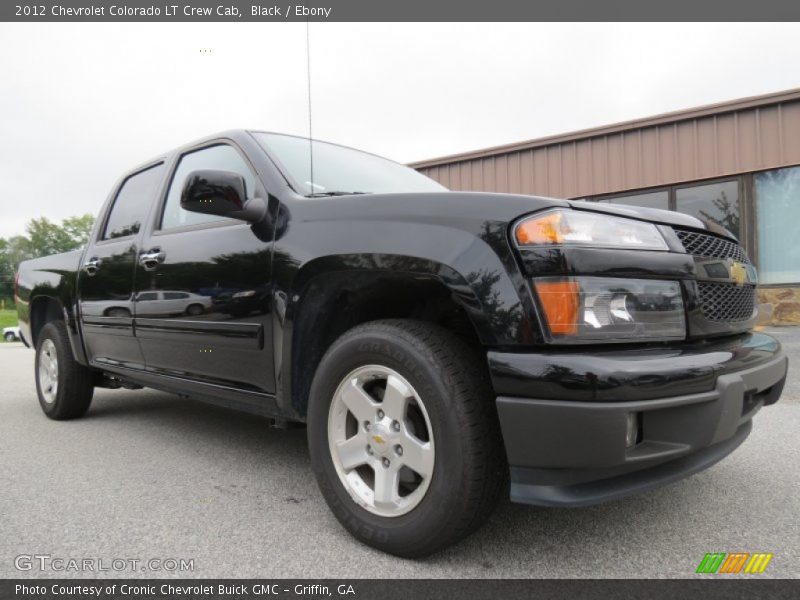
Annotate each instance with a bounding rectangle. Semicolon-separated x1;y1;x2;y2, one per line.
758;287;800;325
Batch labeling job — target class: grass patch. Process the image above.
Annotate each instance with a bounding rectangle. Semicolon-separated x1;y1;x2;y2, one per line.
0;309;19;331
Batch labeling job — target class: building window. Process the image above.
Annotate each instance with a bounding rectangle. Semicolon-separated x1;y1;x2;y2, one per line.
675;180;740;237
596;190;669;210
755;166;800;285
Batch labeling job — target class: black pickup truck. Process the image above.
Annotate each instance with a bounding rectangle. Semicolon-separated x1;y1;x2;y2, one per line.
15;130;787;557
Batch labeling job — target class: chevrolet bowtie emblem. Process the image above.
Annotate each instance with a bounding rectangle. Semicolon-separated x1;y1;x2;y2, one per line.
730;261;747;286
372;434;386;445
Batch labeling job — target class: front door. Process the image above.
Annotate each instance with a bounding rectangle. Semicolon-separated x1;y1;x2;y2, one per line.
79;163;166;369
133;143;275;394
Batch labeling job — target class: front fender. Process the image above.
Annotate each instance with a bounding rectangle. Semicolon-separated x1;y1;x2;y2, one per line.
270;217;543;415
286;220;539;343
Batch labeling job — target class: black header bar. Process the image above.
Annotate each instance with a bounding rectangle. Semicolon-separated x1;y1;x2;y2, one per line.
3;0;800;22
2;579;799;600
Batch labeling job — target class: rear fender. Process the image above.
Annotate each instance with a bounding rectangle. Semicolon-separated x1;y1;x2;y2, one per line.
18;261;88;365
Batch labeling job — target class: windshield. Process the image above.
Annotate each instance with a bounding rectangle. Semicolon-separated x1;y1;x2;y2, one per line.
253;132;447;196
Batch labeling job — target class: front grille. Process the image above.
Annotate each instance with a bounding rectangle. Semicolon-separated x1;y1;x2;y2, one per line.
697;281;757;322
675;229;750;263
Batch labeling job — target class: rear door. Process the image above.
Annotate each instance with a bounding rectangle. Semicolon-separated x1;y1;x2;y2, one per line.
79;162;165;369
133;142;275;394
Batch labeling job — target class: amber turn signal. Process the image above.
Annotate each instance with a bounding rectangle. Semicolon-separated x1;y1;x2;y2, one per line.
515;212;565;245
534;280;580;335
514;209;669;250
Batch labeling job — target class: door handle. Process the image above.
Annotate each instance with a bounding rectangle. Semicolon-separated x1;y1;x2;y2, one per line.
82;257;102;276
139;249;165;271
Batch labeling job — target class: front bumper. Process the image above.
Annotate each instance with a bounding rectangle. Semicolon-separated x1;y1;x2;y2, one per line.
489;332;787;507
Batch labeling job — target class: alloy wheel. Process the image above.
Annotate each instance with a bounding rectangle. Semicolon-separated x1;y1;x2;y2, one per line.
327;365;435;517
38;339;59;404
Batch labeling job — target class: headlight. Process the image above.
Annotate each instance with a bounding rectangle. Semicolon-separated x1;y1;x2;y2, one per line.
232;290;256;299
534;277;685;343
514;209;668;251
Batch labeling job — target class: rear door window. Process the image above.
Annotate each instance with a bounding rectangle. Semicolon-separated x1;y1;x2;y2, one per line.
103;164;165;240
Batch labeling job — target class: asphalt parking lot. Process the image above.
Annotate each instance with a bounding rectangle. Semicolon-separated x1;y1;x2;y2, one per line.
1;328;799;579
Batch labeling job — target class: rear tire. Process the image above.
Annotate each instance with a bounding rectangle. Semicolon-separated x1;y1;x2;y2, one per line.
307;319;505;557
4;332;15;342
186;304;204;316
35;321;94;420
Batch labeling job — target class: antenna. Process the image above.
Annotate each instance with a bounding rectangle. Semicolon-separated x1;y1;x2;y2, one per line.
306;21;314;194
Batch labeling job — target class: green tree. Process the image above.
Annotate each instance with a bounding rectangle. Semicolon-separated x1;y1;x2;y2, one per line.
4;235;35;267
26;217;78;256
0;237;34;306
0;238;12;304
17;214;94;258
61;214;96;247
0;215;95;307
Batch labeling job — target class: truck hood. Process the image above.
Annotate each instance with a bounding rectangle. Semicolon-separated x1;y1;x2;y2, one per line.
298;191;736;242
566;199;737;241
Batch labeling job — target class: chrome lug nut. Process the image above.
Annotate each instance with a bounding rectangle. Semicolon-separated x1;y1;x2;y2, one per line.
377;409;385;419
382;457;390;468
366;445;373;455
364;421;371;431
391;420;401;431
395;445;403;456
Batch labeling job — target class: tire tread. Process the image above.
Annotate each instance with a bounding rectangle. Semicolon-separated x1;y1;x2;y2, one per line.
309;318;506;557
36;321;94;420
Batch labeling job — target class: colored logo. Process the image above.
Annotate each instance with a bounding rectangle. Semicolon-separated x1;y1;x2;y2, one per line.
729;261;748;286
696;552;773;574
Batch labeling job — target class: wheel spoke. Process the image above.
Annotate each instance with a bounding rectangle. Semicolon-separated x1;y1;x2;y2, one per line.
381;374;410;421
373;465;399;510
328;364;435;518
336;434;369;471
340;379;378;422
38;340;59;404
400;435;434;478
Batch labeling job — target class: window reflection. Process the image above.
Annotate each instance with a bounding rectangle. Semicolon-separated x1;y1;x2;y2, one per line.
756;166;800;284
104;164;164;240
598;190;669;210
161;145;256;230
676;181;740;236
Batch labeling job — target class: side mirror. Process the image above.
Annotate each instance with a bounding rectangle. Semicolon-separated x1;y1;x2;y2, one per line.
180;169;266;223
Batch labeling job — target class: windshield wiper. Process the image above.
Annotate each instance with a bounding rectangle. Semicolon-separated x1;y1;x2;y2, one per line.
306;191;369;197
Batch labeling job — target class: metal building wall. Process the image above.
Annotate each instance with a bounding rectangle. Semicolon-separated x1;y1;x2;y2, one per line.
412;89;800;198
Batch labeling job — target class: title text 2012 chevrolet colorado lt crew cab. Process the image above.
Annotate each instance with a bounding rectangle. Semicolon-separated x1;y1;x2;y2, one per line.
16;130;787;556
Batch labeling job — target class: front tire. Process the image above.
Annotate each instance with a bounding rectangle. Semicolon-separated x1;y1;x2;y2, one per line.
35;321;94;420
4;332;15;342
308;319;505;557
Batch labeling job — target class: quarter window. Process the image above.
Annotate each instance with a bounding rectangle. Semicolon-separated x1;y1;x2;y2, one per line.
103;164;165;240
161;144;257;230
